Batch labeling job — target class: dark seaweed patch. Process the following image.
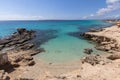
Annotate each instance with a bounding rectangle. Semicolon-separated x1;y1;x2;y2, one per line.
31;29;58;47
67;31;84;39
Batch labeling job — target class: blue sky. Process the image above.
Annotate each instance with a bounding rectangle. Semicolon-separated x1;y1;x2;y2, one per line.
0;0;120;20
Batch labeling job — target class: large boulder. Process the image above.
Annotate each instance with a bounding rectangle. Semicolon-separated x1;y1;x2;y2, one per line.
0;52;8;66
17;28;27;35
107;53;120;60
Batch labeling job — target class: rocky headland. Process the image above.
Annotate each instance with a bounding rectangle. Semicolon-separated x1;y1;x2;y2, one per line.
0;28;45;80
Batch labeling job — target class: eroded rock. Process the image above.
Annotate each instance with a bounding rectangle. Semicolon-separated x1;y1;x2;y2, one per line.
0;70;10;80
81;54;102;65
84;48;93;54
81;33;118;52
0;28;35;51
0;52;8;66
107;53;120;60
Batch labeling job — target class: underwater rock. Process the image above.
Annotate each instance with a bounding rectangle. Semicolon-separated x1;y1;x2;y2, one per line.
84;48;93;54
67;31;85;39
32;29;58;47
30;48;45;56
89;28;104;32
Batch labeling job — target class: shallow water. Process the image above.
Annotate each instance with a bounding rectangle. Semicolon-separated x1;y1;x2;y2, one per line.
0;20;112;63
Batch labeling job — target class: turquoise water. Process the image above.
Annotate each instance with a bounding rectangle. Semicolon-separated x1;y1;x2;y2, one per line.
0;20;112;62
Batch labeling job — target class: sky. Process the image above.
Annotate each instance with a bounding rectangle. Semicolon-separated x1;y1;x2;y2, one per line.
0;0;120;20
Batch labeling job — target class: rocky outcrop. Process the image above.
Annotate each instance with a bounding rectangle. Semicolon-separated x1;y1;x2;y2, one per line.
7;48;44;67
81;55;101;65
81;33;119;52
84;48;93;54
0;28;47;79
81;54;109;65
107;53;120;60
0;28;45;67
0;28;35;51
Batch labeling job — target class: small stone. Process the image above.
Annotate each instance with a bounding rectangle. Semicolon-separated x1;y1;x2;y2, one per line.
28;60;35;66
84;48;93;54
77;75;81;78
99;61;105;65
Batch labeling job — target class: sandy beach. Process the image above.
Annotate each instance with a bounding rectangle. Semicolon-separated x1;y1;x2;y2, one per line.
0;21;120;80
0;0;120;79
2;21;119;80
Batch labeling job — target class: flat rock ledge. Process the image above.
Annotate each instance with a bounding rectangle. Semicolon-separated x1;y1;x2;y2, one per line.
81;33;119;52
80;23;120;66
0;28;45;80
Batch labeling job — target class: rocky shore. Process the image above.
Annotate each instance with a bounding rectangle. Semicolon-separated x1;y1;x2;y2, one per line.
1;21;120;80
79;21;120;63
0;28;44;80
82;21;120;52
40;21;120;80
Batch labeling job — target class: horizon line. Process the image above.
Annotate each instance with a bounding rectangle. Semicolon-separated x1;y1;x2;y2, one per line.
0;19;115;21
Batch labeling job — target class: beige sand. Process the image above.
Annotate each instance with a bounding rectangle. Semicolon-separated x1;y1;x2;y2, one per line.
9;57;82;80
9;22;120;80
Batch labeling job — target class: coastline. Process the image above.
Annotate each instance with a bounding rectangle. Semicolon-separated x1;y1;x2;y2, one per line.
1;21;120;80
83;21;120;52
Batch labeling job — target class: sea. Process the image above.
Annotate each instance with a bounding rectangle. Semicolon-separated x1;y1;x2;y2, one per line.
0;20;113;63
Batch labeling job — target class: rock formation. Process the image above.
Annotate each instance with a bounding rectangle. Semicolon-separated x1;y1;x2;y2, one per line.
0;28;45;80
84;48;93;54
0;52;8;66
81;33;118;52
0;28;36;51
0;70;10;80
107;53;120;60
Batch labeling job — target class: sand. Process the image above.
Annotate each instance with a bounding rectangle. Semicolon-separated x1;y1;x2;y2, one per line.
9;57;82;80
9;21;120;80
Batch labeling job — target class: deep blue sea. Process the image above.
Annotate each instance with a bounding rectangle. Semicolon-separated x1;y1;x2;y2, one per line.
0;20;112;62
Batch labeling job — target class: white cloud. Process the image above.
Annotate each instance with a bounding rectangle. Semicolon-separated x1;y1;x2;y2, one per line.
0;15;44;20
106;14;120;18
84;0;120;19
106;0;119;4
82;14;95;19
97;0;120;15
82;16;88;19
90;14;94;17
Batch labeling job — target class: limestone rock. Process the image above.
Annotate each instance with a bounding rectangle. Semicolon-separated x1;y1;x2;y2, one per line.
81;54;102;65
107;53;120;60
84;48;93;54
0;70;10;80
0;52;8;66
